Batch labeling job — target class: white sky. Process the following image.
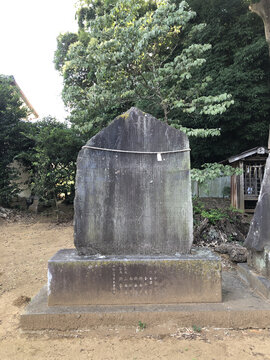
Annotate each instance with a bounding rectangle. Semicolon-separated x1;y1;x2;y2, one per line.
0;0;78;121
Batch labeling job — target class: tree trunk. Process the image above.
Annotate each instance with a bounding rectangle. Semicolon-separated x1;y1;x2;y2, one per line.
249;0;270;56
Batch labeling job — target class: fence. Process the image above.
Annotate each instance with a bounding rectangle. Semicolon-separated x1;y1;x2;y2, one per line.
191;176;231;198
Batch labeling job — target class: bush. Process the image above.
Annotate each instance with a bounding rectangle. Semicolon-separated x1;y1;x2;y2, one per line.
20;117;84;207
0;75;30;206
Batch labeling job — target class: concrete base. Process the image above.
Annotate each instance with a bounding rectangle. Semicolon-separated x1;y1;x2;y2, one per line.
238;263;270;299
48;249;222;306
21;271;270;330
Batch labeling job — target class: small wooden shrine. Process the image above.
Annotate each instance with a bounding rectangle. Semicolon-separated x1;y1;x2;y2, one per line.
227;147;269;212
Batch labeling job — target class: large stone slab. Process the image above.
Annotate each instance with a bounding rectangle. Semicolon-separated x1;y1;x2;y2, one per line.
245;155;270;251
47;249;222;306
74;107;193;256
21;271;270;330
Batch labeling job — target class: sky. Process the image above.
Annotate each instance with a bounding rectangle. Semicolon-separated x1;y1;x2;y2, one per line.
0;0;78;121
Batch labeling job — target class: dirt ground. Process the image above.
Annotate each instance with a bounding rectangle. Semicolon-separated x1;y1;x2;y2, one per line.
1;216;270;360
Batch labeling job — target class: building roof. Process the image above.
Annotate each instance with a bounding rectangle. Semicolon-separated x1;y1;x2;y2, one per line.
8;76;39;119
227;147;269;164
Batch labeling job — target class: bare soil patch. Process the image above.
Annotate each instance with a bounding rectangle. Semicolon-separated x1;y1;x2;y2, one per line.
1;213;270;360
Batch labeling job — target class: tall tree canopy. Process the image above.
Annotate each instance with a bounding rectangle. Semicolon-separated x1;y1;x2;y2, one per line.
55;0;233;138
55;0;270;166
185;0;270;165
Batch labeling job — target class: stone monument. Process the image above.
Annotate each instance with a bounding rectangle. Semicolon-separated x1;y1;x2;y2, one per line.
48;108;222;306
74;107;193;255
238;133;270;298
243;153;270;277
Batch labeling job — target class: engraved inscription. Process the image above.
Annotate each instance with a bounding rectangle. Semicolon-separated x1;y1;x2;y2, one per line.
111;265;160;296
112;265;116;295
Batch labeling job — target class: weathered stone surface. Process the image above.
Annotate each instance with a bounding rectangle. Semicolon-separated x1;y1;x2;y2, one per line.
74;107;193;255
247;246;270;278
48;249;221;306
22;271;270;330
215;243;234;254
215;243;247;263
238;262;270;299
229;247;247;263
245;155;270;251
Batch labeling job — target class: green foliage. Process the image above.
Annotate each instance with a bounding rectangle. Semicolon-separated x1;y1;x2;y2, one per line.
193;198;229;224
186;0;270;166
138;321;146;330
54;32;78;73
0;75;30;206
173;124;221;138
193;197;246;228
192;325;202;333
229;205;244;214
21;117;84;206
192;196;205;215
55;0;233;138
191;163;242;184
0;76;85;208
200;208;228;225
54;0;270;168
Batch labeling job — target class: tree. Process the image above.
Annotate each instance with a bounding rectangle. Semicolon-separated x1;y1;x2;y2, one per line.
55;0;233;138
191;163;242;197
0;75;30;206
56;0;270;170
22;117;84;206
249;0;270;55
54;32;78;73
185;0;270;166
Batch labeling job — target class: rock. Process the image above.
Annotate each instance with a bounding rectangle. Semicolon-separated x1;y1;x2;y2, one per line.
229;247;247;263
0;207;12;219
208;227;228;243
215;243;247;263
197;226;228;247
215;243;234;254
207;227;220;241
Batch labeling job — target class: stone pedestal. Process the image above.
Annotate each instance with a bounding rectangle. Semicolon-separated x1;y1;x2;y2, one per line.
48;249;222;306
20;270;270;331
